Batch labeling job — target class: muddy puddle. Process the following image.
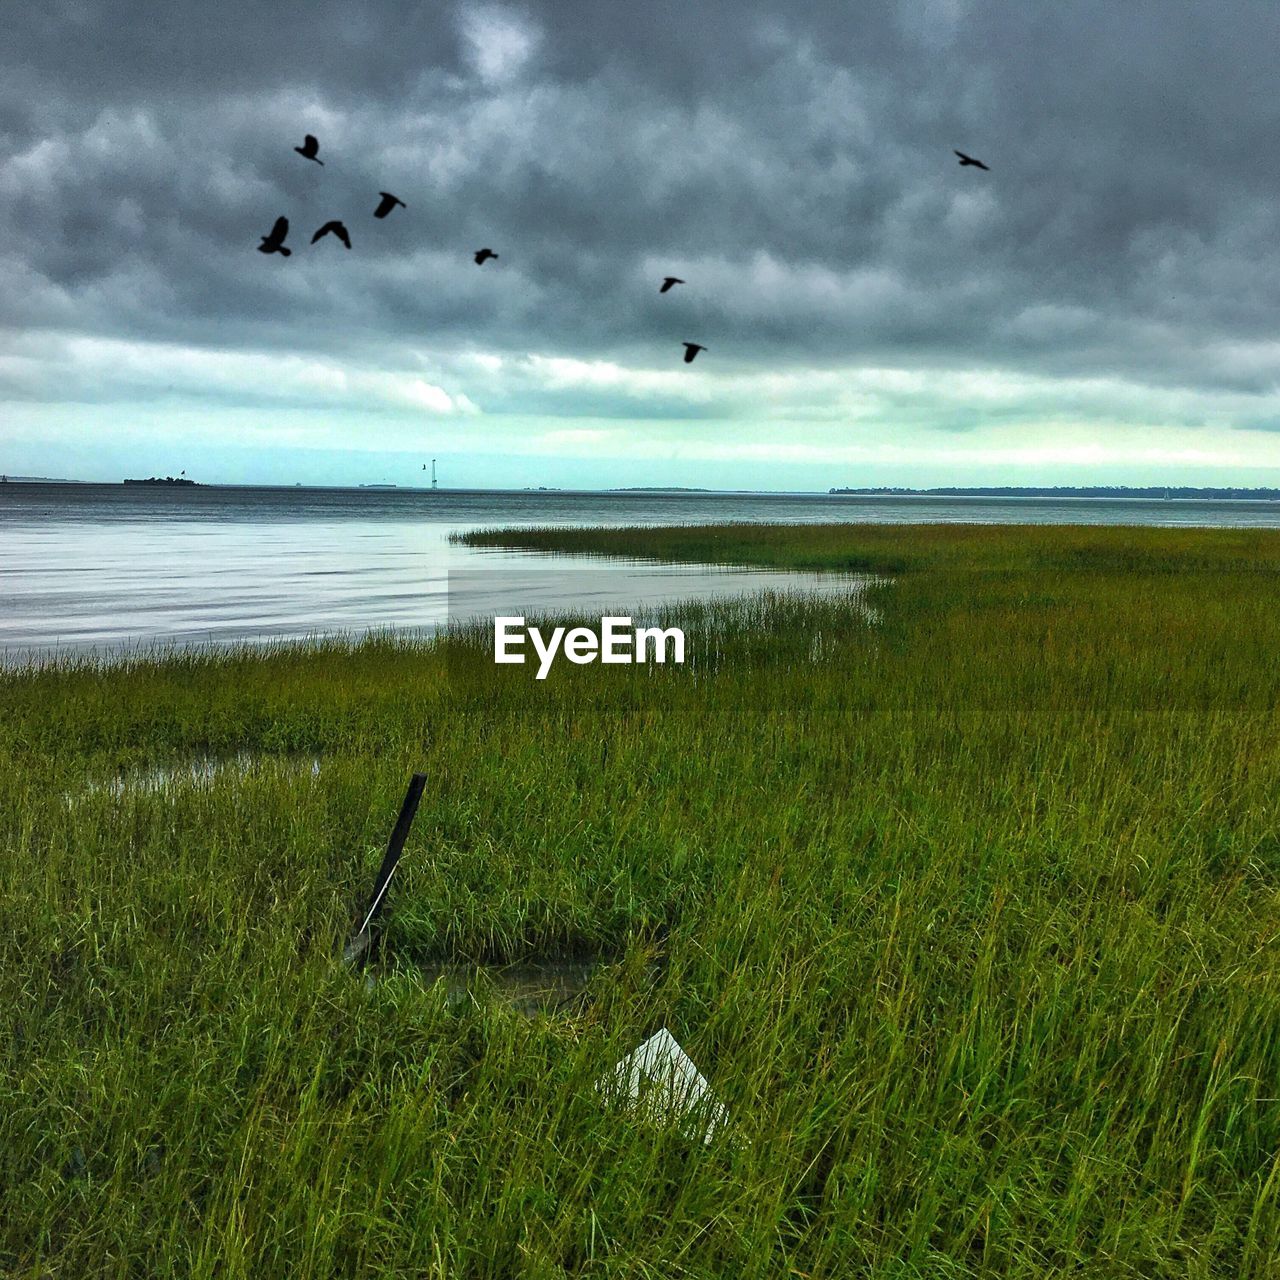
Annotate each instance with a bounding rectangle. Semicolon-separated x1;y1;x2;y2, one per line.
379;959;598;1016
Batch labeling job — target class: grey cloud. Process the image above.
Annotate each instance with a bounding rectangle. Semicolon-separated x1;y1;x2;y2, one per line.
3;0;1280;425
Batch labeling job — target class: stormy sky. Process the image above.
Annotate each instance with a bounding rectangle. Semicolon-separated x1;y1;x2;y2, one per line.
3;0;1280;489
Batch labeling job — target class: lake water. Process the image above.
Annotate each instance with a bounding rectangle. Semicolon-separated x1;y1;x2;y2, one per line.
3;483;1280;662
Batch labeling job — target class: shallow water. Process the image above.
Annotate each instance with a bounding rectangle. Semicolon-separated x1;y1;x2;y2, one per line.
68;752;324;801
4;483;1278;662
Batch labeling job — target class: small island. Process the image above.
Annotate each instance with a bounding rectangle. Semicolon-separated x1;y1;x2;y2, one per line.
123;476;199;487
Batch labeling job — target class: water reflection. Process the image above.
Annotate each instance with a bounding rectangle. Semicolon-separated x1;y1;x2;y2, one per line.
0;514;859;662
6;483;1278;664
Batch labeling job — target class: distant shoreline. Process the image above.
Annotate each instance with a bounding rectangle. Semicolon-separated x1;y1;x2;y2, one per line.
5;479;1280;501
830;486;1280;501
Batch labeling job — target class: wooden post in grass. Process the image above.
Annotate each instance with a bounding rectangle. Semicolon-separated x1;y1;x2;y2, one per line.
343;772;428;967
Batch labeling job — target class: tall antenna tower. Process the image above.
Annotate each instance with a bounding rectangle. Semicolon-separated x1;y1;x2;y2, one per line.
431;459;437;489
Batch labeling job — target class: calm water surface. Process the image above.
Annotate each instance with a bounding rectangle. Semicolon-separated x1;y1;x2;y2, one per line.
3;484;1279;661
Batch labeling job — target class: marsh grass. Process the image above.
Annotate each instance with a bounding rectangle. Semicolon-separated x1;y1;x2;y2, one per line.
2;523;1279;1276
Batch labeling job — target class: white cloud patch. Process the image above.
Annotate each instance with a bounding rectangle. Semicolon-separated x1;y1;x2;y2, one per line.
459;4;541;83
0;333;480;416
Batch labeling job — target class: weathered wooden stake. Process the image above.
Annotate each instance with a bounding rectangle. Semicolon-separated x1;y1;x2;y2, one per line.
343;772;428;966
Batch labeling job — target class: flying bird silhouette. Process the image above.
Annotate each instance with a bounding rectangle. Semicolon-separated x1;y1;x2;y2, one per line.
682;343;706;364
294;134;324;165
954;150;990;171
311;220;351;248
374;191;406;218
474;248;498;265
257;216;291;256
660;276;685;293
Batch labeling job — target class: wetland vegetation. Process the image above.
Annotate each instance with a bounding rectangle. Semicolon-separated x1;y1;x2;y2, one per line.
3;522;1279;1277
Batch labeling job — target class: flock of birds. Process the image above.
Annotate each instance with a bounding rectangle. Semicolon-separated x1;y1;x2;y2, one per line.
256;134;408;255
259;134;991;365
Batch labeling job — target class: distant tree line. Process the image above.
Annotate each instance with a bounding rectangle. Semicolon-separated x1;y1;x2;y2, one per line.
829;486;1280;500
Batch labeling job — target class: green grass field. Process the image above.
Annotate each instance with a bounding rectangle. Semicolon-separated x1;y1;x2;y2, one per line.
3;522;1279;1277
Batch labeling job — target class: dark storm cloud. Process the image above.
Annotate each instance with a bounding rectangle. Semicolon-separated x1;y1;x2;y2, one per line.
5;1;464;106
3;0;1280;414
